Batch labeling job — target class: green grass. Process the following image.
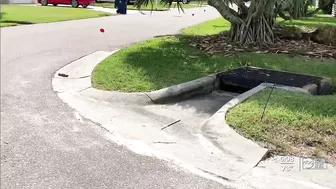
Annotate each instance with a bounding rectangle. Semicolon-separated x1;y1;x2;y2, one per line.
0;5;113;27
93;2;198;11
92;14;336;161
183;17;231;35
190;1;208;5
184;15;336;36
226;88;336;162
278;14;336;28
183;15;336;36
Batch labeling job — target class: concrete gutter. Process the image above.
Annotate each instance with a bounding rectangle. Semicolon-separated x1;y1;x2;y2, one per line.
52;50;269;180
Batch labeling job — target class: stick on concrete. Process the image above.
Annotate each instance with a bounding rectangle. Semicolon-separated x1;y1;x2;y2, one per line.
161;119;181;130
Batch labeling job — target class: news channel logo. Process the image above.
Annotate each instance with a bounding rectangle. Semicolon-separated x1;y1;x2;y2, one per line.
274;156;328;172
299;157;328;171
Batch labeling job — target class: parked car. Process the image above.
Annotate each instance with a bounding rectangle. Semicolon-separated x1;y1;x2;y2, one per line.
38;0;95;8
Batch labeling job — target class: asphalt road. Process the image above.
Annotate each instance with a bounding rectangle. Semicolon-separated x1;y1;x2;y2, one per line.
0;7;231;189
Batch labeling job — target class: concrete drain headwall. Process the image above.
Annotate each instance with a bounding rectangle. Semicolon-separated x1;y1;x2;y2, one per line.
217;66;332;96
146;66;333;104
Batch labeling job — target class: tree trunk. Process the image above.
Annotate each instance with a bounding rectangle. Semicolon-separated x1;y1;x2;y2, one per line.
208;0;276;45
290;0;307;19
229;14;275;45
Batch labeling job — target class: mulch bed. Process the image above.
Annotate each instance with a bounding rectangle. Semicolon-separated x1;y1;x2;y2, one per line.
189;33;336;59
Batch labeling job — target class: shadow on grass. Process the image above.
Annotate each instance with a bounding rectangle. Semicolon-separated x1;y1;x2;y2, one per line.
118;35;336;89
117;36;224;90
1;20;34;25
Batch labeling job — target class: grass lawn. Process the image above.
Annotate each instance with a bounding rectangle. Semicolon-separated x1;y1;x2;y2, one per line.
190;1;208;5
183;18;230;35
226;89;336;162
92;15;336;162
93;2;198;11
0;5;113;27
278;14;336;28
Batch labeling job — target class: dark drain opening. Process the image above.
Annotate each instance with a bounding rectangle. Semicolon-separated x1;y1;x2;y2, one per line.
219;83;250;94
216;66;332;95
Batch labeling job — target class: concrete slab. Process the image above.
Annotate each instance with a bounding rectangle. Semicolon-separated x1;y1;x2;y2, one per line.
238;156;336;189
52;77;91;93
52;50;336;189
57;88;244;180
53;50;266;180
81;88;151;105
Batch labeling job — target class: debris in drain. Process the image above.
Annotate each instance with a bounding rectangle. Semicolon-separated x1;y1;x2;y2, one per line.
58;73;69;77
161;119;181;130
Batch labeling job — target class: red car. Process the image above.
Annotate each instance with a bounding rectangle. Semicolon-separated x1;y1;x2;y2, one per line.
38;0;95;8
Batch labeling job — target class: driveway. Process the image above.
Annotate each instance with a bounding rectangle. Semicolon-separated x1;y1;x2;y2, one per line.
0;6;231;189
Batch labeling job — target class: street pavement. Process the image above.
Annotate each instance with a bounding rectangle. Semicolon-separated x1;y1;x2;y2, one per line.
0;6;233;189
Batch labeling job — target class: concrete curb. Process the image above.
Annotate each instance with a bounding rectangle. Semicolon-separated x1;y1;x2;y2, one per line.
318;77;333;95
200;82;314;175
146;66;332;104
145;74;218;103
53;50;117;92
